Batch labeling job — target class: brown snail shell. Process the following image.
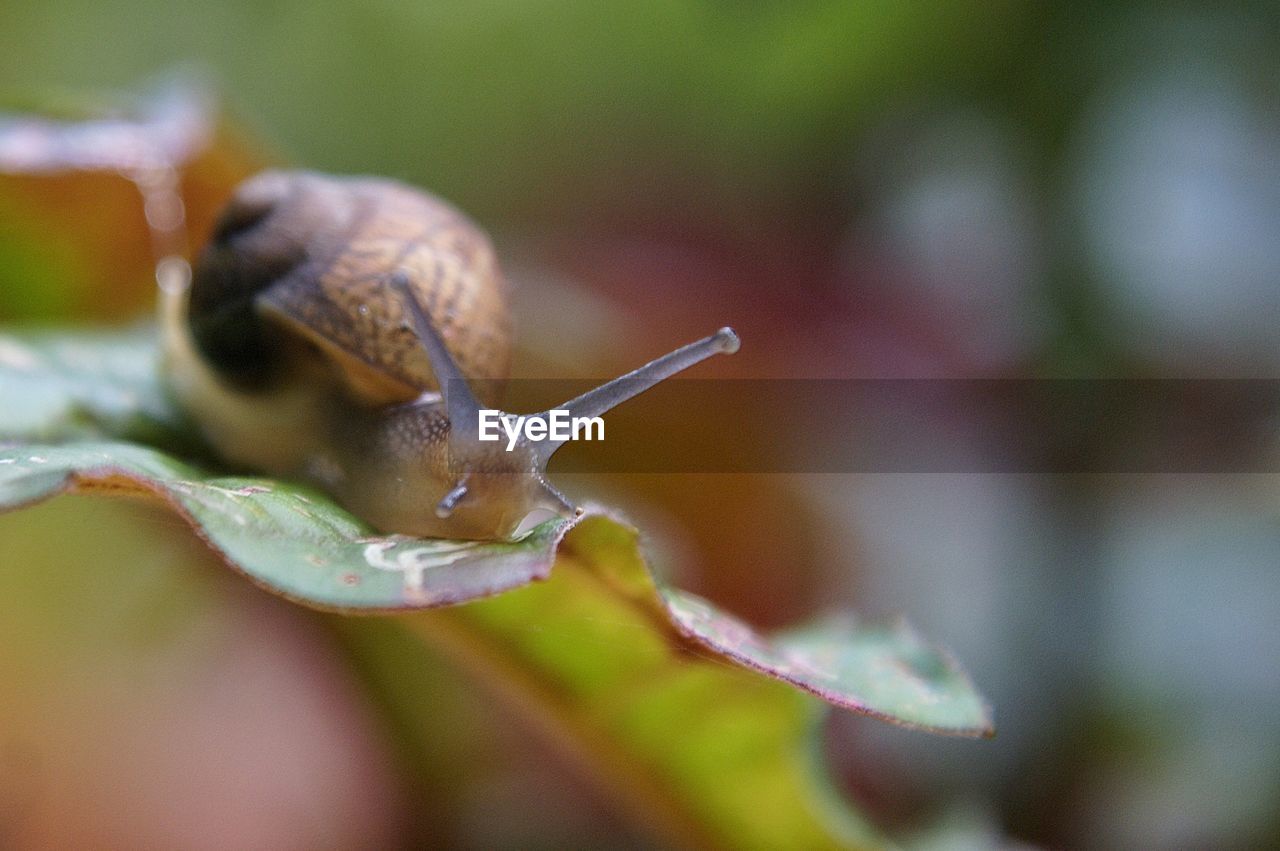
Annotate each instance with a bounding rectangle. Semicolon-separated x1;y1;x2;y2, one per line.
189;170;510;405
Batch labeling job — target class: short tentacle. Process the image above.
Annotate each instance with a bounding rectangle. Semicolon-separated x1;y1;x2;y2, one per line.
435;476;470;518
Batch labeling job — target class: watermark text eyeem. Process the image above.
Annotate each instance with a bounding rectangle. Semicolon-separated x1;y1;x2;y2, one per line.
478;409;604;451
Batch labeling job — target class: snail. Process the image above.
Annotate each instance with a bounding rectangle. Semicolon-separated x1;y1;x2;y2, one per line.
159;170;738;540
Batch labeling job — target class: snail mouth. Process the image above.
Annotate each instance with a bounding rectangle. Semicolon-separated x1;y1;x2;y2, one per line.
436;434;574;514
430;469;577;539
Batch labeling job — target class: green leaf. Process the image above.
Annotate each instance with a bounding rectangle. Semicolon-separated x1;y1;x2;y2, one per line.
364;514;989;848
0;328;994;847
0;440;992;736
0;440;564;610
0;328;191;447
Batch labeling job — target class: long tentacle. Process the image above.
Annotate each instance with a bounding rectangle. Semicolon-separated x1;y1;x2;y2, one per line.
533;327;738;465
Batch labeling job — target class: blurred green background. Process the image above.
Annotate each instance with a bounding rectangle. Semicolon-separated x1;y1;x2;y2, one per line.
3;1;1280;848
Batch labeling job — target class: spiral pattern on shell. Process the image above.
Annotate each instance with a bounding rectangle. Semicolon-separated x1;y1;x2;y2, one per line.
189;170;511;406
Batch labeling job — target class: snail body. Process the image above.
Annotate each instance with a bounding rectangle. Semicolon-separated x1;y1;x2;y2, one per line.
161;170;737;540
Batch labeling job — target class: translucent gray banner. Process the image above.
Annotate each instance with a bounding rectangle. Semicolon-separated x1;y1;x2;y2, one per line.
464;379;1280;473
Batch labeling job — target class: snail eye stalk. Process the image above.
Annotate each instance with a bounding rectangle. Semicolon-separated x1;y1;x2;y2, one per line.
394;278;737;520
529;327;739;468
